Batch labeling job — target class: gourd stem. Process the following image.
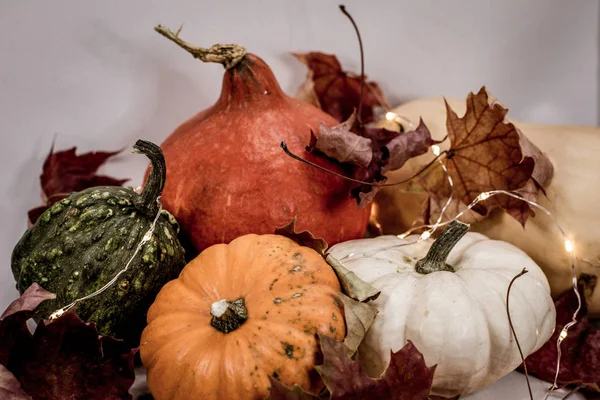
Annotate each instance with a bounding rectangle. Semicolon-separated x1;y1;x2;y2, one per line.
133;140;166;216
210;298;248;333
154;25;247;70
415;221;469;274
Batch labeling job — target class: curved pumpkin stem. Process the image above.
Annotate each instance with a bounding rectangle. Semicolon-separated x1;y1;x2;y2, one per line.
210;298;248;333
133;140;166;217
415;221;469;274
154;25;247;70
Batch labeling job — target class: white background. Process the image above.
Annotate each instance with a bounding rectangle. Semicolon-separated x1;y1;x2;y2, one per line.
0;1;597;398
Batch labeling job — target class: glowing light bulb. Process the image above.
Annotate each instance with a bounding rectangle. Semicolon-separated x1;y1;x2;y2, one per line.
141;230;153;244
419;231;431;240
479;192;491;200
559;329;568;341
564;239;574;253
49;308;65;321
385;112;397;121
431;145;441;156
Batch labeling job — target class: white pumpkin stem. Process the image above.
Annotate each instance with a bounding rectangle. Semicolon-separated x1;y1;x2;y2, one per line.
210;297;248;333
415;221;469;274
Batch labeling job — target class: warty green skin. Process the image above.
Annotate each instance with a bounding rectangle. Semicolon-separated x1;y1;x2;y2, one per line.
11;186;186;345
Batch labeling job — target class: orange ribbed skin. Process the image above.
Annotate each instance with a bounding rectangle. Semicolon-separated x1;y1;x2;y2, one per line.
156;53;370;251
140;234;345;400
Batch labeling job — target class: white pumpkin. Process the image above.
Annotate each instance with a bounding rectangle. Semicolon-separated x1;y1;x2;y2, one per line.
328;221;556;397
374;96;600;316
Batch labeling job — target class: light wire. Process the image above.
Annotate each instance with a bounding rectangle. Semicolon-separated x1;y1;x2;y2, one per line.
49;197;163;320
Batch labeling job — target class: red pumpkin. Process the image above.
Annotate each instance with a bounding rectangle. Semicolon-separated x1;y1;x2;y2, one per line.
153;28;370;251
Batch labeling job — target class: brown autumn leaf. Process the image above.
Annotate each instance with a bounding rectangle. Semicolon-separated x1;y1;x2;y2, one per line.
337;293;378;355
315;334;450;400
274;217;329;256
383;119;435;174
308;114;372;169
326;256;380;303
28;144;129;225
351;120;434;209
293;52;390;124
419;86;552;226
307;114;432;209
523;274;600;390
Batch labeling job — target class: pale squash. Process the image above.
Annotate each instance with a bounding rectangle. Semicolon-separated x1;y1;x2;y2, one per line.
328;221;556;397
374;97;600;315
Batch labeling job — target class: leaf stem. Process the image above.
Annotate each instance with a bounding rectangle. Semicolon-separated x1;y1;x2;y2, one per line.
506;268;533;400
339;5;365;126
280;141;446;187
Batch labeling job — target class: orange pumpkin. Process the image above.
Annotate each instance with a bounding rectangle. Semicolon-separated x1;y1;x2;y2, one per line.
140;234;345;400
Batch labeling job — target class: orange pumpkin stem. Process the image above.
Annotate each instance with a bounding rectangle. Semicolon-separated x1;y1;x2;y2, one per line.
415;221;469;274
154;25;247;70
210;297;248;333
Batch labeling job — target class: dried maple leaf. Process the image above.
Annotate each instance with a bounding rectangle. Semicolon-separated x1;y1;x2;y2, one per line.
383;119;435;174
523;274;600;390
308;114;372;169
28;143;128;225
274;217;329;256
293;52;390;124
0;284;136;400
337;294;378;355
326;256;380;303
307;114;432;208
420;86;552;226
316;334;444;400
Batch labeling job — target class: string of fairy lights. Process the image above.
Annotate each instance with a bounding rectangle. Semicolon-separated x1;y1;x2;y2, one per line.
44;109;580;397
48;197;163;321
343;111;582;397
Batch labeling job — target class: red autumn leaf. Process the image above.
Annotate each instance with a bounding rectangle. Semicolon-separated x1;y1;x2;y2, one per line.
0;284;55;367
28;144;129;225
307;114;432;208
0;283;55;321
0;284;136;400
315;334;447;400
293;52;390;124
0;364;29;400
523;274;600;390
419;86;553;226
40;145;127;198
